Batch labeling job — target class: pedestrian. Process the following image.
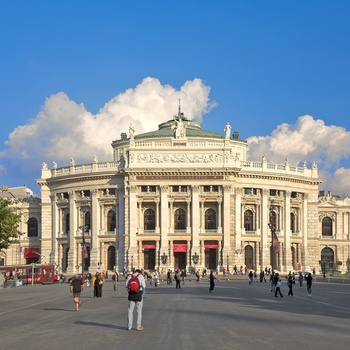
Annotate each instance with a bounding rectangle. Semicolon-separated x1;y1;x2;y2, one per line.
298;272;303;287
181;269;186;285
70;276;84;311
270;272;278;292
196;269;200;282
287;273;294;296
94;272;103;297
112;271;118;291
306;272;313;296
209;270;216;293
175;270;181;289
274;278;283;297
86;272;92;287
125;269;146;331
248;270;253;285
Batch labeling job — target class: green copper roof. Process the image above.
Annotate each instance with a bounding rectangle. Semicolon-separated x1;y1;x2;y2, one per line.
135;126;225;139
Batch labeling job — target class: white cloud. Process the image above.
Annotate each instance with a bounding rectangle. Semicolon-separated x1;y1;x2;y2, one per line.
1;77;214;172
247;115;350;195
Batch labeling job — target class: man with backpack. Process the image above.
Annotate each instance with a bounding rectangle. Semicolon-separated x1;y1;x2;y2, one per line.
125;269;146;331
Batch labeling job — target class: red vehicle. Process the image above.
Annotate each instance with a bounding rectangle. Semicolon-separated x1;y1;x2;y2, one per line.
0;264;55;285
68;274;88;283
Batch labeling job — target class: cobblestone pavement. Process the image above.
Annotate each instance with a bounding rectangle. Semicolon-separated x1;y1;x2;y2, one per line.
1;277;350;350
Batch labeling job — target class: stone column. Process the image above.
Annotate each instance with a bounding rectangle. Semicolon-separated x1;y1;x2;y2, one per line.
234;187;243;257
223;185;231;257
191;185;200;252
302;194;309;271
261;189;270;269
90;189;99;271
128;185;138;263
217;199;222;234
67;192;78;274
117;186;125;272
284;191;292;271
160;186;169;255
50;194;58;265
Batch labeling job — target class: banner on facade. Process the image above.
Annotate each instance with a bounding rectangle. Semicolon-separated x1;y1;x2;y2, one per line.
173;244;187;252
23;247;40;259
273;233;280;254
142;244;156;249
204;244;218;249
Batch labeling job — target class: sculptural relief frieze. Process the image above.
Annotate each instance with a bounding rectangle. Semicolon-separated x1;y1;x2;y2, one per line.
136;153;223;163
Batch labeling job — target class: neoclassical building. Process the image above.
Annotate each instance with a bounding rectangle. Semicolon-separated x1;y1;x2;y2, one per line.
2;108;350;274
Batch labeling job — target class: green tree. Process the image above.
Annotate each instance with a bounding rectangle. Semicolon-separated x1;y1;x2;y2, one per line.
0;198;22;251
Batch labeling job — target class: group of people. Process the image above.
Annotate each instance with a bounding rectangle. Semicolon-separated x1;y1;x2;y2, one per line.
267;271;313;298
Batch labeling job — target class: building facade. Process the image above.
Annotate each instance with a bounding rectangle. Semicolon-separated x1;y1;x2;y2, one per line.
2;109;350;275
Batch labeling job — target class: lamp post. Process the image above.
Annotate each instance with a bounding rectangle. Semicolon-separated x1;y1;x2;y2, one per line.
227;254;229;273
80;207;88;284
192;252;199;265
268;222;276;275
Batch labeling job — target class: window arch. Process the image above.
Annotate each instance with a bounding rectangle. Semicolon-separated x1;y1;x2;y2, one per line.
84;212;91;233
27;218;38;237
205;208;217;230
107;210;116;232
269;210;278;230
290;213;296;233
244;210;254;231
174;208;186;230
144;209;155;230
322;217;332;236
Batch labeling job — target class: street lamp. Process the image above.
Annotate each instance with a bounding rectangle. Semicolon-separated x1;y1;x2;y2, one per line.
268;222;276;275
192;252;199;265
80;207;88;284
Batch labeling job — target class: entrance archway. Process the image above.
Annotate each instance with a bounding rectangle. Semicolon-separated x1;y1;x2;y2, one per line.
107;246;115;271
204;241;218;270
245;245;254;269
321;247;334;273
143;241;156;271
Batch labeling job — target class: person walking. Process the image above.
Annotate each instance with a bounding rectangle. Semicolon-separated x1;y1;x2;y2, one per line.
94;272;103;298
112;271;118;291
306;272;313;296
175;270;181;289
181;269;186;285
70;276;84;311
125;269;146;331
248;270;253;285
287;273;294;296
209;270;216;293
274;278;283;297
298;272;303;287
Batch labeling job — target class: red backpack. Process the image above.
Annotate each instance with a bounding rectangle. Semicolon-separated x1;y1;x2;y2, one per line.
128;273;140;293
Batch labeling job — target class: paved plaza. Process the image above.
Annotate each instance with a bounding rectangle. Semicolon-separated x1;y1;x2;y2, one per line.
0;276;349;350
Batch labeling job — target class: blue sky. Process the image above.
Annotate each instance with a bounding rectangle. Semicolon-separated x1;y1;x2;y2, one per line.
1;1;350;196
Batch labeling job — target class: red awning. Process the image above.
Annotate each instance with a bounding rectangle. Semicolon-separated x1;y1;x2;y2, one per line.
173;244;187;252
24;247;40;259
204;244;218;249
142;244;156;249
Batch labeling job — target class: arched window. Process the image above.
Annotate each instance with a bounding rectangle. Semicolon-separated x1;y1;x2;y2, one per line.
27;218;38;237
205;208;217;230
174;208;186;230
245;245;254;269
244;210;254;231
84;212;91;233
290;213;296;233
144;209;155;230
269;211;277;230
322;217;332;236
65;213;70;234
107;210;116;231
